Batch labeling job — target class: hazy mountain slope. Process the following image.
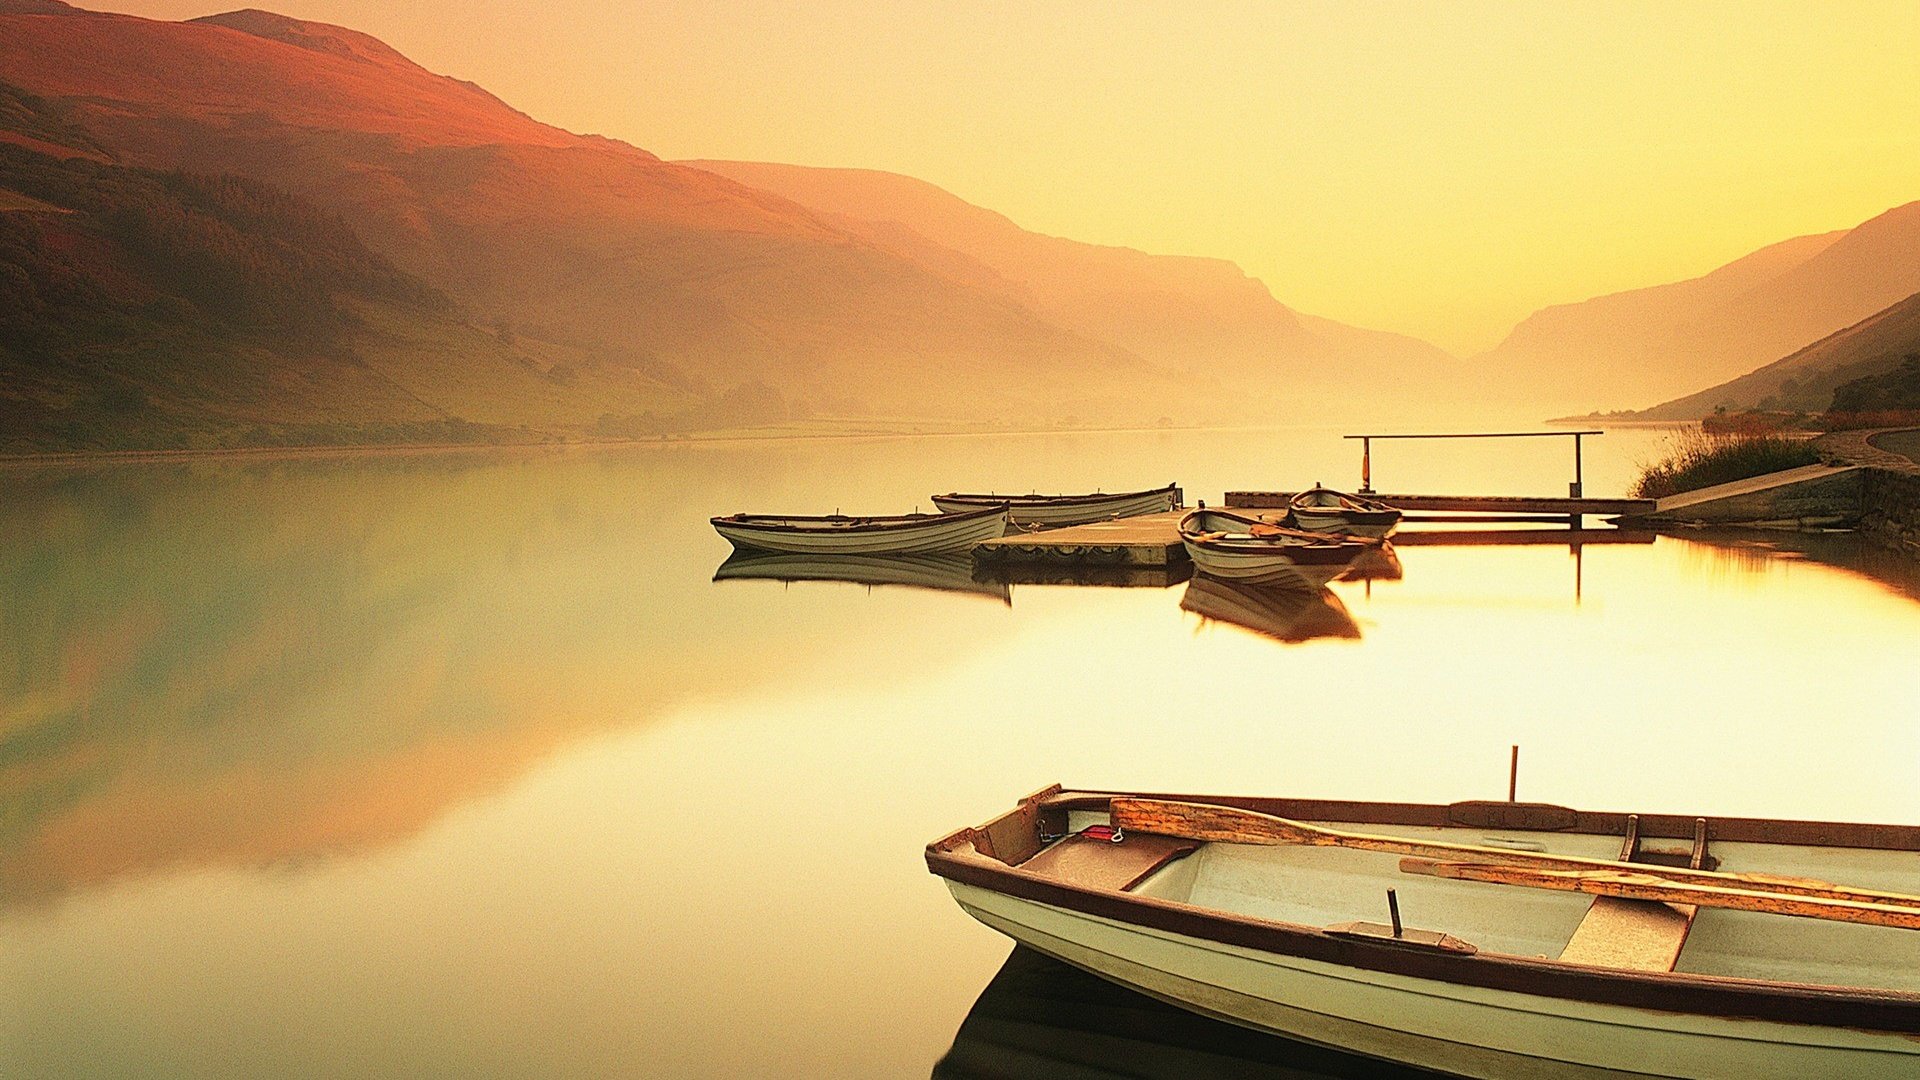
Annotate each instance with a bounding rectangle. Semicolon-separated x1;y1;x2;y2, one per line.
0;101;717;452
1640;288;1920;418
0;3;1168;428
681;159;1463;417
1481;202;1920;414
1478;230;1845;411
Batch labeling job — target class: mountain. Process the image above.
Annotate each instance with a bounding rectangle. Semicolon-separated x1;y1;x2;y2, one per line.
1638;288;1920;419
1478;202;1920;414
0;79;723;451
0;2;1181;445
681;160;1463;419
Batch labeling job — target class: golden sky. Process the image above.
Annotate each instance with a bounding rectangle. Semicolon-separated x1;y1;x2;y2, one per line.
104;0;1920;353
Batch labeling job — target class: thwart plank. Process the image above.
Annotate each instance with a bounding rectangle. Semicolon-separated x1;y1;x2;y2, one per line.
1558;898;1696;971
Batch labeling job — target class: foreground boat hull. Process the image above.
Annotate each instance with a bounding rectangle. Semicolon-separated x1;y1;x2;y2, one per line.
947;881;1917;1080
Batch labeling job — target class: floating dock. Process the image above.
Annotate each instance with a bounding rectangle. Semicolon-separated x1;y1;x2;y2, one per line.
972;502;1656;569
974;510;1189;567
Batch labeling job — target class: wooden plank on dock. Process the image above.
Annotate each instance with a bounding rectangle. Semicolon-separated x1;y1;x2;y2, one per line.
973;510;1188;567
1225;492;1655;516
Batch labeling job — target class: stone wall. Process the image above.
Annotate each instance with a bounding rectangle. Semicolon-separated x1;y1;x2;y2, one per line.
1814;427;1920;558
1860;467;1920;558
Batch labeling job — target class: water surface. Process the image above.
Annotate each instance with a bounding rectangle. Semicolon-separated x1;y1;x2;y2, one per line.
3;428;1917;1078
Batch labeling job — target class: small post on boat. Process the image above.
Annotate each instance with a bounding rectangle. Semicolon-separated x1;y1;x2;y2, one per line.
1359;437;1374;494
1386;889;1403;938
1508;745;1520;802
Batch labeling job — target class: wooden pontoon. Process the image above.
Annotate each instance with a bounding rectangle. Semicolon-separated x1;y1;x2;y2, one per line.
710;503;1007;555
928;786;1920;1079
933;484;1180;529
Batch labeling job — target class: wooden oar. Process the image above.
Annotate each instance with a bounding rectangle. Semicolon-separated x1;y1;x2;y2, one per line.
1401;859;1920;931
1109;797;1920;911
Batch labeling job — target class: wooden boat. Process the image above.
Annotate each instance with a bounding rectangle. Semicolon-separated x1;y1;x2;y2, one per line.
928;786;1920;1079
1288;485;1403;537
932;483;1180;529
711;551;1011;603
710;503;1007;555
1179;508;1380;585
1180;574;1361;644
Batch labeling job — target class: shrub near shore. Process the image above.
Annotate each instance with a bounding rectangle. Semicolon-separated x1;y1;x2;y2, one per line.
1630;428;1821;499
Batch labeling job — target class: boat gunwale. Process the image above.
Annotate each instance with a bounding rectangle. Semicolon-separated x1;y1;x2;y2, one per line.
925;788;1920;1034
932;483;1177;509
710;502;1009;534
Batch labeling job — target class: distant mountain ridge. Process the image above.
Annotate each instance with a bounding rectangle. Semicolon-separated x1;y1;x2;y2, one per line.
1479;202;1920;415
0;0;1183;442
0;0;1478;450
681;160;1462;414
1638;287;1920;419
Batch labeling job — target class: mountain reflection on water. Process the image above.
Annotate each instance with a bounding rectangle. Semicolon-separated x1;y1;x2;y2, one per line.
934;947;1439;1080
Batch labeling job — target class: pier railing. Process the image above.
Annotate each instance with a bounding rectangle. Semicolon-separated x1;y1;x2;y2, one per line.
1344;430;1604;497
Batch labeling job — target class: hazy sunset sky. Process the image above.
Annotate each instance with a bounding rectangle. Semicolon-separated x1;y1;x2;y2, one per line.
103;0;1920;352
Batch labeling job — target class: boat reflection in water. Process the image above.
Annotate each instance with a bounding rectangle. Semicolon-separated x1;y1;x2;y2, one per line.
1339;541;1404;582
933;946;1438;1080
1180;573;1361;644
712;550;1012;604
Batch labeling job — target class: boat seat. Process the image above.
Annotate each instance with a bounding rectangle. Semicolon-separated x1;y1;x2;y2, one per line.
1557;816;1706;972
1019;831;1198;892
1557;898;1697;971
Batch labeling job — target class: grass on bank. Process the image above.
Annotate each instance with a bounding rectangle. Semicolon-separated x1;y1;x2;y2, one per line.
1630;428;1822;500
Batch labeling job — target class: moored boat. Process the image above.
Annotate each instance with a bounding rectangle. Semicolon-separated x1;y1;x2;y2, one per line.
928;786;1920;1079
1288;485;1403;537
710;503;1007;555
932;483;1181;529
1179;508;1381;585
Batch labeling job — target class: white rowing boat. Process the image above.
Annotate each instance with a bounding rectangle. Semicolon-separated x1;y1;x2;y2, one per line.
928;787;1920;1079
1288;485;1403;538
932;484;1180;529
711;503;1007;555
1179;508;1381;586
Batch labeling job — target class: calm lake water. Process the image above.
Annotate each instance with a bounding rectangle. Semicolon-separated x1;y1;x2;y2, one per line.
3;427;1918;1079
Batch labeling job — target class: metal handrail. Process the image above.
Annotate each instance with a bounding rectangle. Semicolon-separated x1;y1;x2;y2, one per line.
1341;430;1605;495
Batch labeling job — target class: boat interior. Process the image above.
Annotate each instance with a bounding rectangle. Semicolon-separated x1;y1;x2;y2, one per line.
939;790;1920;994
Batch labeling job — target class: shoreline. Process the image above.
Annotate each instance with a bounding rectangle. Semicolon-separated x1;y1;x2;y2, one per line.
0;421;1224;469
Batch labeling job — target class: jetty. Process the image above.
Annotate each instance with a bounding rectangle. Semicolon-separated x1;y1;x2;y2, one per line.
973;430;1662;568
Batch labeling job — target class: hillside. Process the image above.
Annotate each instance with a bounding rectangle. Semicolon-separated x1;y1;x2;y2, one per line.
0;96;736;451
1638;288;1920;419
0;2;1180;442
682;160;1464;419
1478;202;1920;415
